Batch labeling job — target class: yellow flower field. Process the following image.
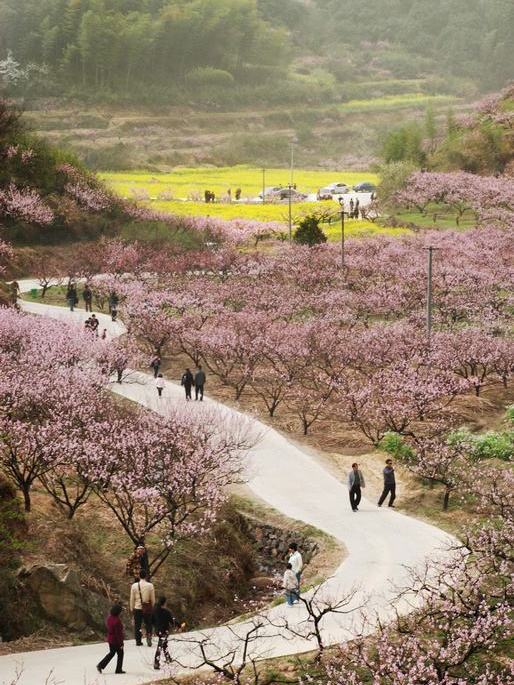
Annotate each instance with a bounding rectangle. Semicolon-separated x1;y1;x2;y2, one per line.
99;166;379;200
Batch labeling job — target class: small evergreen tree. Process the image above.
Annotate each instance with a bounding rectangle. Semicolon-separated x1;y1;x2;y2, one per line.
293;215;327;246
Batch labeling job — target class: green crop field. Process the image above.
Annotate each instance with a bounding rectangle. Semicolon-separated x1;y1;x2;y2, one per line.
339;93;458;114
99;166;379;200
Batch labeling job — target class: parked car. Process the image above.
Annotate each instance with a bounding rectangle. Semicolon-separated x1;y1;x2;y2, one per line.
353;182;377;193
317;182;350;200
258;186;283;199
272;187;308;201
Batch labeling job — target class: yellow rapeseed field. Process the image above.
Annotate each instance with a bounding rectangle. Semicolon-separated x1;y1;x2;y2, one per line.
99;166;379;200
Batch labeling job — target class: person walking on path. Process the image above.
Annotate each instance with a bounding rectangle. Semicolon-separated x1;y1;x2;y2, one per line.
130;570;155;647
150;355;161;378
96;604;126;674
89;313;99;337
66;284;78;312
156;373;165;397
83;285;93;313
152;596;183;670
378;459;396;508
9;280;19;305
283;563;299;607
348;463;365;512
181;368;194;400
108;291;119;315
194;365;206;401
287;542;303;600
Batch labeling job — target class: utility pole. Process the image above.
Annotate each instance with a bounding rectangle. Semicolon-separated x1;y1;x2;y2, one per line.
340;204;346;269
262;168;266;205
288;142;295;242
288;185;293;242
425;246;437;340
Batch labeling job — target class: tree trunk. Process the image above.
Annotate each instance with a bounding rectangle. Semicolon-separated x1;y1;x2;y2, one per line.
22;485;31;512
443;486;450;511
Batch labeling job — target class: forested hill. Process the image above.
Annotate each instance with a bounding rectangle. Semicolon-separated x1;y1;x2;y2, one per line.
1;0;513;106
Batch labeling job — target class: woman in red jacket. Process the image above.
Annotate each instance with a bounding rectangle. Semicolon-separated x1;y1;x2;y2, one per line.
97;604;126;674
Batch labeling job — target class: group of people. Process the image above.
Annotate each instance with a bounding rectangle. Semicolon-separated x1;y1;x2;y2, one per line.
204;188;242;203
84;313;100;336
66;284;118;322
96;461;397;675
347;459;396;512
339;197;362;219
151;361;207;401
97;544;185;675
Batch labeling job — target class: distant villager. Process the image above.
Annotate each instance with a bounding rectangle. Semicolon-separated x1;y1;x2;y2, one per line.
83;284;93;312
66;284;78;311
181;368;194;400
194;365;206;401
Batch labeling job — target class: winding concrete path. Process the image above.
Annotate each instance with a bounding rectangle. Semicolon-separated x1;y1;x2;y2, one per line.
0;282;454;685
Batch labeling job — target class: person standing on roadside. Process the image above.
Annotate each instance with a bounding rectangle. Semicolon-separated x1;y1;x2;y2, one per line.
150;355;161;378
108;291;119;316
130;570;155;647
194;365;206;401
287;542;303;600
66;283;78;312
378;459;396;508
126;544;150;582
181;368;194;401
283;563;299;607
96;604;126;674
83;284;93;313
347;462;365;512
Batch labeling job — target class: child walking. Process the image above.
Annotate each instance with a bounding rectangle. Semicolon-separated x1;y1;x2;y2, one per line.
283;563;298;607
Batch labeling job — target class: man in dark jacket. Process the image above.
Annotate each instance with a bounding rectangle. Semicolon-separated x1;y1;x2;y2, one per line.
181;368;194;400
83;285;93;312
194;365;206;401
153;596;183;670
347;463;365;512
378;459;396;508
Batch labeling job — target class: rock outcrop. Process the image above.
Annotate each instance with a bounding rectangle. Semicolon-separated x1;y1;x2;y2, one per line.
17;563;111;634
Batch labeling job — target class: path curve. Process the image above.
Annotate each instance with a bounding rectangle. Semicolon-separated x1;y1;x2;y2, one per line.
0;282;454;685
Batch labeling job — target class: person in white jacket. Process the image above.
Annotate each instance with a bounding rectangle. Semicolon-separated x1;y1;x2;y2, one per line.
283;563;298;607
287;542;303;601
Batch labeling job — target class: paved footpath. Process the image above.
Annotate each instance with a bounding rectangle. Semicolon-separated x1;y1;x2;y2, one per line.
0;283;454;685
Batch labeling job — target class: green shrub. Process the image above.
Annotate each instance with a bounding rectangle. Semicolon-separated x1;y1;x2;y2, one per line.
448;428;514;462
186;67;235;88
293;215;327;246
379;432;414;460
505;406;514;425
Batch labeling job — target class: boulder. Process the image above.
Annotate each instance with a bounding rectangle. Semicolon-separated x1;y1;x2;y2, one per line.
17;563;111;633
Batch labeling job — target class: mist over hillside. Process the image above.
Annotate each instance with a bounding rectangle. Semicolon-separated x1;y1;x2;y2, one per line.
1;0;513;107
